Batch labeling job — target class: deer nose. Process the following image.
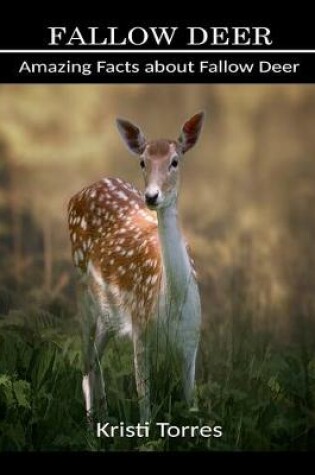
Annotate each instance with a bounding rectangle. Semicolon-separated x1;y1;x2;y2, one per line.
145;191;159;206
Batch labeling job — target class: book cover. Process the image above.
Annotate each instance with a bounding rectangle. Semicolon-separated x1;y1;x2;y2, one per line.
0;13;314;457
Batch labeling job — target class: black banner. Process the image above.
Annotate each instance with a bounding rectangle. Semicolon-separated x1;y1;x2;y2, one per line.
0;53;313;83
0;14;314;83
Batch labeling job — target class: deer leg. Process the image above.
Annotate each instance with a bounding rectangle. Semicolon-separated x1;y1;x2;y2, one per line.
92;315;109;418
80;285;109;422
133;328;151;423
80;288;97;420
182;344;198;410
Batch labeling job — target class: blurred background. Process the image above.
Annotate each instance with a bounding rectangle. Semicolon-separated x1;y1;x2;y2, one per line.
1;85;315;342
1;85;315;450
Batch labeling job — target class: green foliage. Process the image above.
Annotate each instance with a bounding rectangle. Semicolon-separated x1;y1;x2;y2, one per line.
0;314;314;451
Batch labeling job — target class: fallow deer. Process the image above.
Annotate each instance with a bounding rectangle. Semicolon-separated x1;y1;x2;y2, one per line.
68;112;204;422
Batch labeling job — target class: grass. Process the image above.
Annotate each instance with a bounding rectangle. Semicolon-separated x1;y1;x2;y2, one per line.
0;307;315;452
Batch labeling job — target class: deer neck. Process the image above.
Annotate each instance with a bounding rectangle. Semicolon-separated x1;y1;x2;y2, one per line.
157;203;193;303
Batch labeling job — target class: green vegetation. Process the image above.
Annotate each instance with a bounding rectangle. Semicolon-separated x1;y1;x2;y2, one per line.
0;304;314;451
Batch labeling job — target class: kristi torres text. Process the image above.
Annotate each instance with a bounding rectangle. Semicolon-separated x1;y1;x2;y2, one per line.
96;422;223;438
48;26;272;47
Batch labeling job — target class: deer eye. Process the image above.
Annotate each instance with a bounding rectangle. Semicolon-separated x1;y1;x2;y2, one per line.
140;159;145;169
170;158;178;169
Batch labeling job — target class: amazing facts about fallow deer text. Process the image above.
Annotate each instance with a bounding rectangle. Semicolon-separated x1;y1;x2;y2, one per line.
18;60;300;76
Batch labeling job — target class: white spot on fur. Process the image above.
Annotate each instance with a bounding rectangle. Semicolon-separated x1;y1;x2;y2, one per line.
81;217;87;230
116;190;128;201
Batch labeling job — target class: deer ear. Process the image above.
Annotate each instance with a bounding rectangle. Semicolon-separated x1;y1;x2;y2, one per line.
116;118;146;155
178;111;205;154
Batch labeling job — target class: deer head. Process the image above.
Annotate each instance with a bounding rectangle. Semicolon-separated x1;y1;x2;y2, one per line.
116;112;205;210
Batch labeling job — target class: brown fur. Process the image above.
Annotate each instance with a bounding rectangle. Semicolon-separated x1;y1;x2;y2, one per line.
146;139;177;157
68;176;196;323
